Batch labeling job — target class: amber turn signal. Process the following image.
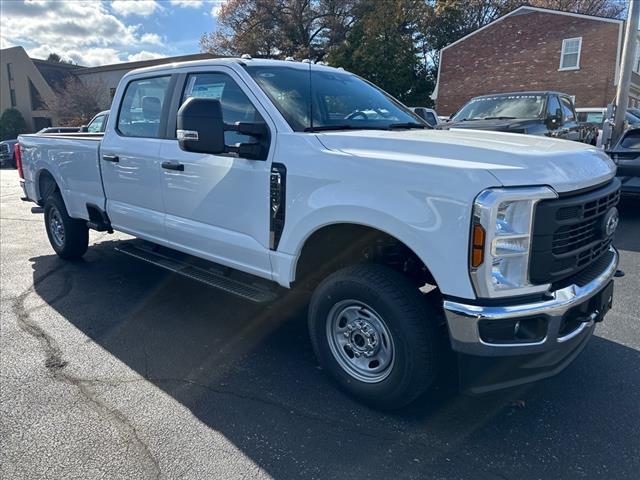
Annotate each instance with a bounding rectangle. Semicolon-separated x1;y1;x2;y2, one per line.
471;224;485;268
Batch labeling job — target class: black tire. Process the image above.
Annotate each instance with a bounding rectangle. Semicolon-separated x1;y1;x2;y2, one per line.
308;264;444;409
44;191;89;260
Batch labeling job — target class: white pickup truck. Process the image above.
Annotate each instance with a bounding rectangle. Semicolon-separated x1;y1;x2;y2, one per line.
17;58;621;409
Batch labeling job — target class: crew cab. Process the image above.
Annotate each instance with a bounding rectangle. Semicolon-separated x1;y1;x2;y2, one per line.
441;91;596;144
16;59;621;409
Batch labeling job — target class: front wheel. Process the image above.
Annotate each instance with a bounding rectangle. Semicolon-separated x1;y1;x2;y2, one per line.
308;264;444;409
44;191;89;259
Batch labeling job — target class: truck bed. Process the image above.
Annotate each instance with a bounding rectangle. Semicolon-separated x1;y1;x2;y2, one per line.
19;133;105;220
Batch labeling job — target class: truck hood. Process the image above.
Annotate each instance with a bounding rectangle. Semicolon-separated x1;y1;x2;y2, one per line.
315;128;616;193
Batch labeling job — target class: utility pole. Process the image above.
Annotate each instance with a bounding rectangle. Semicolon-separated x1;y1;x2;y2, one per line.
611;0;640;146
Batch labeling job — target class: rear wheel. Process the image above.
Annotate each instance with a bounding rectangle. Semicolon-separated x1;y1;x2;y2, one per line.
44;191;88;259
308;264;444;409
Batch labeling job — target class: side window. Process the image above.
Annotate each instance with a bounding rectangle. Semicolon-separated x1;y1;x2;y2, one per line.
181;72;263;145
118;76;171;138
560;97;575;122
547;96;561;118
87;114;105;133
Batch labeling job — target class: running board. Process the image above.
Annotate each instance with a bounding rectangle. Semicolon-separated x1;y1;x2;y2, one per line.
115;242;278;303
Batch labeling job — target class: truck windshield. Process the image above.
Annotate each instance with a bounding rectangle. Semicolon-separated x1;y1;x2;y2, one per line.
452;94;546;121
245;65;423;132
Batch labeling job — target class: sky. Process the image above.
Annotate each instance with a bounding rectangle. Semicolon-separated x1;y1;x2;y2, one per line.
0;0;225;66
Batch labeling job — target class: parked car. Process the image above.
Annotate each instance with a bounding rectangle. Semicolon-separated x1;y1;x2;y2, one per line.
0;139;19;168
607;126;640;197
16;59;621;409
37;127;82;134
576;107;640;148
410;107;439;127
80;110;110;133
441;91;595;144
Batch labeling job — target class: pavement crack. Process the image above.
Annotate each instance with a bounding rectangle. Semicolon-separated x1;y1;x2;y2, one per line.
11;265;161;480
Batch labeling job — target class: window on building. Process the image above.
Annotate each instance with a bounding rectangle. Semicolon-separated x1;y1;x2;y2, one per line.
634;40;640;73
559;37;582;70
6;63;13;81
29;79;47;110
9;89;16;107
117;76;171;138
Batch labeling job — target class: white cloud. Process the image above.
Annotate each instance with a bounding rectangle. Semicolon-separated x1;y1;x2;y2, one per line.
127;50;165;62
0;1;168;66
210;0;226;17
28;44;122;66
110;0;162;17
170;0;204;7
140;33;163;45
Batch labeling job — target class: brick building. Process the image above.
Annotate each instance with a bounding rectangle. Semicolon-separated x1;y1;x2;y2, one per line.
433;6;640;116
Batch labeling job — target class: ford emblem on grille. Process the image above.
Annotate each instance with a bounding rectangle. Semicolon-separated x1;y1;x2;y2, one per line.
602;207;619;237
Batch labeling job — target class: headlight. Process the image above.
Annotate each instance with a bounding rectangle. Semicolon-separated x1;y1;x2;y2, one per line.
470;186;557;298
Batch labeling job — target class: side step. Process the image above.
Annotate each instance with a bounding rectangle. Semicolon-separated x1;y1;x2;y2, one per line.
114;241;278;303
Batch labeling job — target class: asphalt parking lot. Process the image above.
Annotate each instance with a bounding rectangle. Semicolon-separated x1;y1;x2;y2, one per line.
1;167;638;480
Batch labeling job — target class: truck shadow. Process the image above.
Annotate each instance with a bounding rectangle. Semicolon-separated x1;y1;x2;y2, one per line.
29;239;640;479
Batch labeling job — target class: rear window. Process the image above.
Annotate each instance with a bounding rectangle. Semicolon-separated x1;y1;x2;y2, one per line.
577;112;604;125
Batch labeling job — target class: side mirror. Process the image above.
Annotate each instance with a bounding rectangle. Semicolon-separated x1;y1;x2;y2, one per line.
547;107;563;128
80;126;88;133
177;97;225;154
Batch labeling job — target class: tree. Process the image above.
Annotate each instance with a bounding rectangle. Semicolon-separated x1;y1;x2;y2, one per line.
49;77;109;126
0;108;28;141
200;0;358;60
327;0;433;105
46;52;75;65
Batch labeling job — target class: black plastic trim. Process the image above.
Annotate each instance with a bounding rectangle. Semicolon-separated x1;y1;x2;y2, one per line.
269;163;286;250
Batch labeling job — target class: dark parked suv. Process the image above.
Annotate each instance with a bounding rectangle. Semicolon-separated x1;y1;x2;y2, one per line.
440;91;595;144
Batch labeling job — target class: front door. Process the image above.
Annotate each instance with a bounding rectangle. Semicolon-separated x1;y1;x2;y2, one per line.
158;68;274;279
101;75;173;243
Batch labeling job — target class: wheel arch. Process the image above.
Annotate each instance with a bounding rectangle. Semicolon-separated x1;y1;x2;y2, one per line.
292;220;439;290
35;168;60;204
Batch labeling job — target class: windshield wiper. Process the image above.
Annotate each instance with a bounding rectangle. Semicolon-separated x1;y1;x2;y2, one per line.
303;125;385;132
387;122;427;130
481;116;517;120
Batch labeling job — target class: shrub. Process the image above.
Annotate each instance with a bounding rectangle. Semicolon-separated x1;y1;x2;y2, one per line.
0;108;28;141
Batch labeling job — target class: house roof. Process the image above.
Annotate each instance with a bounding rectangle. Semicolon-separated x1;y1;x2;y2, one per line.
441;5;623;53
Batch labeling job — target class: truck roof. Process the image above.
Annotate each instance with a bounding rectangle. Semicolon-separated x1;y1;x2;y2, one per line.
473;91;570;98
123;57;345;78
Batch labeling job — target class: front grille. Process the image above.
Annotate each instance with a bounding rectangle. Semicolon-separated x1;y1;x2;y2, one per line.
530;179;621;285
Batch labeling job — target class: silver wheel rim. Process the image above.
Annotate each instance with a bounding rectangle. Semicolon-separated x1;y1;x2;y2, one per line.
49;207;65;247
326;300;395;383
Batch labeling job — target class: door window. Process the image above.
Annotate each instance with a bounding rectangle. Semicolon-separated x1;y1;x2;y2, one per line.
117;76;171;138
181;72;264;144
546;96;561;118
560;97;575;122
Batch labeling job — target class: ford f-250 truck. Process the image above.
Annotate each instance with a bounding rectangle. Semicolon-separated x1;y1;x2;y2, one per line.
17;58;621;409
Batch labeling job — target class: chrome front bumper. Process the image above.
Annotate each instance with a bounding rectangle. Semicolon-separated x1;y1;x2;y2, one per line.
443;246;619;357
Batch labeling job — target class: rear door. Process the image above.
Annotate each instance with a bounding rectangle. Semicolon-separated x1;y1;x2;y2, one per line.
101;74;174;243
158;67;275;278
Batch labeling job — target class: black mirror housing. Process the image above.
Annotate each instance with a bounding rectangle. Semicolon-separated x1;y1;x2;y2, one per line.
177;97;225;154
